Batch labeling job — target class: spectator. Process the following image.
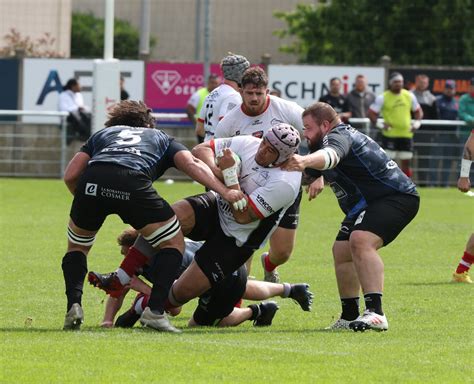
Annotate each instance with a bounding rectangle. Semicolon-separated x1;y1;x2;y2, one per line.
346;74;375;134
412;74;438;185
458;77;474;140
430;80;459;186
186;74;220;143
319;77;351;122
269;88;282;98
368;72;423;178
120;76;129;101
58;78;91;143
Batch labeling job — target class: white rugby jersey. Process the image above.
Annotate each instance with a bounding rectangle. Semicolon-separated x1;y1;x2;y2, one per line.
198;84;241;142
214;95;304;139
211;136;301;247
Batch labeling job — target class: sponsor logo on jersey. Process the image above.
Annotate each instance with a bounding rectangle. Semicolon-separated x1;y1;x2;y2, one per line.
386;160;398;170
251;119;263;126
355;210;366;225
85;183;97;196
256;193;274;214
329;181;347;199
252;130;264;138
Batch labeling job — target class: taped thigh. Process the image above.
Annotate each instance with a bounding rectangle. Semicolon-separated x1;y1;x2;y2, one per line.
143;216;181;247
67;226;96;246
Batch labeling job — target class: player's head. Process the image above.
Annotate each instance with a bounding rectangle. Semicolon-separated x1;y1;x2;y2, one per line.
221;53;250;85
240;67;269;115
302;102;339;151
256;123;301;166
389;72;404;93
207;74;220;92
105;100;156;128
117;228;138;256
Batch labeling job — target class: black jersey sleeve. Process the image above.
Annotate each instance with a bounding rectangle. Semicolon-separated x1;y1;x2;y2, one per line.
326;129;351;160
164;139;189;168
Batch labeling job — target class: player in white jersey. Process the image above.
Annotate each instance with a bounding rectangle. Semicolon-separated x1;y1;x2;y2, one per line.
196;53;250;142
166;124;303;312
215;67;325;282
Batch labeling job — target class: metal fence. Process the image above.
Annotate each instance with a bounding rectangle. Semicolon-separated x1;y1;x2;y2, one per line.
0;110;469;186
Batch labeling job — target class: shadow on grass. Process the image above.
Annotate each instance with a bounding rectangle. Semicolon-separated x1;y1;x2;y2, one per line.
0;326;335;335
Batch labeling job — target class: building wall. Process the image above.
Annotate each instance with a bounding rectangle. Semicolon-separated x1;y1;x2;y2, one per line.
0;0;71;57
72;0;317;64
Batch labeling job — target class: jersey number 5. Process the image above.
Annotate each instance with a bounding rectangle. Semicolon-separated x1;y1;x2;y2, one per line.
116;129;144;145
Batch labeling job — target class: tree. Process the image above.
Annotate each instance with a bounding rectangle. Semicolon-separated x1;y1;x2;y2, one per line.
0;28;65;58
274;0;474;65
71;12;156;59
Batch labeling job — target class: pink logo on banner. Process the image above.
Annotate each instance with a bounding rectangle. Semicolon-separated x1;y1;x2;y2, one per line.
146;62;222;111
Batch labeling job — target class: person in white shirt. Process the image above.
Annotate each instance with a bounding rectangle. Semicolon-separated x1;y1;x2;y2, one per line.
215;67;324;282
167;124;303;312
196;53;250;142
58;78;91;142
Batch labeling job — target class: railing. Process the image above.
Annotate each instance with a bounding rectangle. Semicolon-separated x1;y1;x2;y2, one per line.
0;110;469;186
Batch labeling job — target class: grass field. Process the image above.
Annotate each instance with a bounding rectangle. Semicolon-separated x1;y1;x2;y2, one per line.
1;178;473;383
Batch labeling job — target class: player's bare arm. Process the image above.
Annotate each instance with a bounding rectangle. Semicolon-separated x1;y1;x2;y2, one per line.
174;150;245;206
458;133;474;192
191;141;223;180
282;147;340;173
63;152;91;195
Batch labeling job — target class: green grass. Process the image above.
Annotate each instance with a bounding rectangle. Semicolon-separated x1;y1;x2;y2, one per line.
1;179;473;383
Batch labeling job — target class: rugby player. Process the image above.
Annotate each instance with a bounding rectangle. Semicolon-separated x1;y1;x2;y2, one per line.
283;102;420;332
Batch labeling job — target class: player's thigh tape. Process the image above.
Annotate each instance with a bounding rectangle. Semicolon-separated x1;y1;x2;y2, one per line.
67;226;96;246
144;217;181;247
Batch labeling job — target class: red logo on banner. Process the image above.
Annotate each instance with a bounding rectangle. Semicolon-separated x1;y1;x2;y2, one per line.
145;62;222;111
151;70;182;95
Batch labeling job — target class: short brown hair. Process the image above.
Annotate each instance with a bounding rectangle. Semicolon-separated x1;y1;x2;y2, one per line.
302;102;338;125
105;100;155;128
241;67;268;89
117;228;138;247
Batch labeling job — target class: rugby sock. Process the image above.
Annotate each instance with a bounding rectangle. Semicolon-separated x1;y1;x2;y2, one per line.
119;246;149;278
364;293;383;316
264;254;278;272
455;251;474;273
248;304;260;321
62;251;87;311
281;283;291;298
340;297;360;321
147;248;183;314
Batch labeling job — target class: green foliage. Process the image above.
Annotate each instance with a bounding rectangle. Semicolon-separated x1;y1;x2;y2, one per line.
275;0;474;65
0;179;472;382
71;12;156;59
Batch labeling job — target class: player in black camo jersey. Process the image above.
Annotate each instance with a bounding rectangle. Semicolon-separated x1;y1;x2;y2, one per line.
283;102;420;332
61;100;245;333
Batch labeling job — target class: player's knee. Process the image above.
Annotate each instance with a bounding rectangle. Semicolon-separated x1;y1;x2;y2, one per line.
349;232;372;256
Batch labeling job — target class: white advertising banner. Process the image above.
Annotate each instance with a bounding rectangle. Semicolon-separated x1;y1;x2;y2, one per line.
268;65;385;108
22;58;144;123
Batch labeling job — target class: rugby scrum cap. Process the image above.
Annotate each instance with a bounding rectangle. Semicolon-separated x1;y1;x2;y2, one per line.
264;123;301;165
221;53;250;84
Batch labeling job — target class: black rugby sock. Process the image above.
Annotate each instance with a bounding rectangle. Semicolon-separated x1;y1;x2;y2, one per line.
147;248;183;314
62;251;87;311
364;292;383;316
340;297;360;321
